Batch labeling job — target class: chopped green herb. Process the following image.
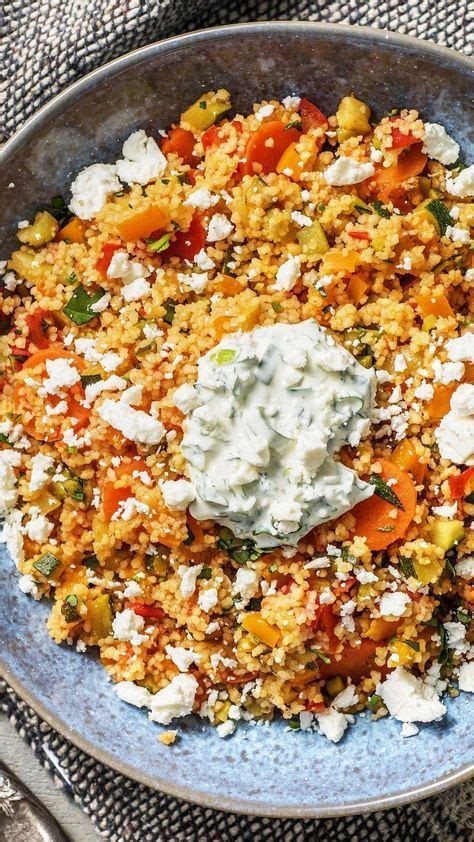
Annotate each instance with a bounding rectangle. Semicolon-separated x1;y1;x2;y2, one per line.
465;491;474;504
63;284;105;325
402;639;420;652
288;714;300;730
199;101;207;109
0;433;11;445
80;373;102;387
247;596;263;612
33;552;61;578
370;200;391;219
221;248;235;276
67;446;78;455
316;202;325;212
444;557;456;580
83;553;99;570
437;623;450;665
385;108;400;118
197;566;213;580
285;119;302;131
0;312;12;335
425;199;453;236
61;594;80;623
399;556;416;578
39;194;73;227
146;232;173;252
366;693;382;711
268;560;279;573
162;299;176;325
271;301;283;313
369;474;404;510
65;271;78;285
177;172;191;185
456;607;471;626
309;647;331;665
217;527;267;565
210;348;236;366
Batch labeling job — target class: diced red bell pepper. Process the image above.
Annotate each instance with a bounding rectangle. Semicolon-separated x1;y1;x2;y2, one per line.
449;466;474;499
165;214;205;261
299;98;328;134
25;308;50;350
96;242;122;275
304;700;326;713
161;127;198;166
337;577;357;592
131;603;165;620
390;117;418;149
348;231;370;241
202;124;222;150
312;604;338;651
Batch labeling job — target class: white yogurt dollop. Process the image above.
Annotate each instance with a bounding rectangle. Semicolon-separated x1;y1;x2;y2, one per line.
179;319;375;547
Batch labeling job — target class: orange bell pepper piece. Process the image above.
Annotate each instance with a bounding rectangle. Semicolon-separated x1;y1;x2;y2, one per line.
426;384;456;419
243;121;300;176
242;612;281;647
392;438;426;484
346;274;368;304
117;206;169;242
276;141;303;180
56;217;87;244
414;293;455;319
321;251;360;275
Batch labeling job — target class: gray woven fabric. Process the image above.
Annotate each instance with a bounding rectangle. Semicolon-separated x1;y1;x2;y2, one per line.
1;2;473;839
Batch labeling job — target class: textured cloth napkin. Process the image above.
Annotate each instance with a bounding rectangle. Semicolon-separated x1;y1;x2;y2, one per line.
1;1;473;840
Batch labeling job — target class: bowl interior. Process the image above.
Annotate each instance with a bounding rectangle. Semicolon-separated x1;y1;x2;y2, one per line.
1;23;473;816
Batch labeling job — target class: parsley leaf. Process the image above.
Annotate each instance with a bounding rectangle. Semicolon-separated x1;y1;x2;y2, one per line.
369;474;404;510
63;284;105;325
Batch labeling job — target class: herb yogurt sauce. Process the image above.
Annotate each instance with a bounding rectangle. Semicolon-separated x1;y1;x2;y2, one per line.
179;320;376;548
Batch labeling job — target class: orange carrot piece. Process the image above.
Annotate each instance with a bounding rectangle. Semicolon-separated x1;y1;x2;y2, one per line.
318;639;381;680
102;459;147;520
276;141;303;179
161;127;197;166
56;217;87;244
426;384;456;419
351;458;417;551
117;206;169;242
414;292;455;319
242;121;300;176
346;274;368;304
368;145;427;200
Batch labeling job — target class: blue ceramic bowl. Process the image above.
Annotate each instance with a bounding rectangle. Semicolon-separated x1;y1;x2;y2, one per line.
1;22;473;817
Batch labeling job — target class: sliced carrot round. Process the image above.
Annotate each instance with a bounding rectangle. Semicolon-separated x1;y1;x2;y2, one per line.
364;145;427;203
242;121;300;176
351;458;417;551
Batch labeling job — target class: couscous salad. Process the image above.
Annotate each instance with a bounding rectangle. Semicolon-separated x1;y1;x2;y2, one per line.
1;91;473;744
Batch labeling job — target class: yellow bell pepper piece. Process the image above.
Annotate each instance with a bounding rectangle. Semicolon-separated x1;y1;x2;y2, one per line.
388;639;418;667
336;95;371;142
88;593;113;641
364;618;400;642
242;612;281;647
181;93;231;132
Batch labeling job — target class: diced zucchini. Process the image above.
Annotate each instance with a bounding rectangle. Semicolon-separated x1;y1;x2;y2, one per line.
326;676;344;697
414;199;453;236
181;93;231;132
8;248;43;283
422;314;437;332
33;552;62;578
53;469;86;503
88;593;113;641
17;211;59;247
297;221;329;257
61;594;81;623
336;95;371;142
431;518;465;552
418;177;431;198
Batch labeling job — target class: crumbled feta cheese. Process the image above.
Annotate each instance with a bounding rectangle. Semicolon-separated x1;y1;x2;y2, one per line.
282;95;301;110
319;589;336;604
184;188;219;209
445;165;474;198
315;708;349;743
116;130;167;185
69;163;121;219
41;357;80;396
165;644;201;672
422;123;460;165
207;214;234;242
323;156;375;186
194;249;215;270
268;499;303;535
355;568;378;584
112;497;149;521
2;271;20;291
290;210;312;227
18;573;39;597
304;556;331;570
455;556;474;580
232;568;259;606
435;384;474;465
379;591;411;618
24;507;53;543
90;292;111;313
255;103;275;121
28;453;54;494
394;354;407;373
177;271;208;294
375;369;392;384
148;674;198;724
116;680;152;708
122;278;152;301
401;722;419;738
458;661;474;692
178;564;203;598
413;381;434;401
443;621;469;655
432;502;457;518
446;334;474;364
84;374;127;404
112;608;147;646
274;255;301;292
74;338;122;373
377;667;446;722
445;225;470;244
198;587;218;613
370;146;383;163
123;580;144;598
0;510;24;566
160;479;196;510
0;453;20;515
333;685;358;710
98;388;165;445
172;383;201;413
216;719;236;738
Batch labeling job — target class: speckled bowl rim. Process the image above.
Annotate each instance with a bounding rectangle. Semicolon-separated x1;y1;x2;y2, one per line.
1;21;473;818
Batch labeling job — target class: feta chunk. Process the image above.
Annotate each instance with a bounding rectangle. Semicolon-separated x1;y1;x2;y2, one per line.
112;608;147;646
315;708;349;743
324;156;375;186
379;591;411;618
197;587;218;613
177;271;208;294
445;165;474;198
435;384;474;465
178;564;203;598
184;188;219;209
98;389;165;445
18;573;39;598
123;580;144;598
148;673;198;724
24;507;53;543
207;214;234;242
116;680;152;708
69;163;121;219
0;510;24;566
274;255;301;292
401;722;419;738
116;130;167;185
458;661;474;692
446;334;474;364
377;667;446;723
165;645;201;672
255;103;275;121
455;557;474;580
232;568;259;607
161;478;196;510
422;123;460;165
172;383;201;413
41;357;80;396
194;249;215;270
